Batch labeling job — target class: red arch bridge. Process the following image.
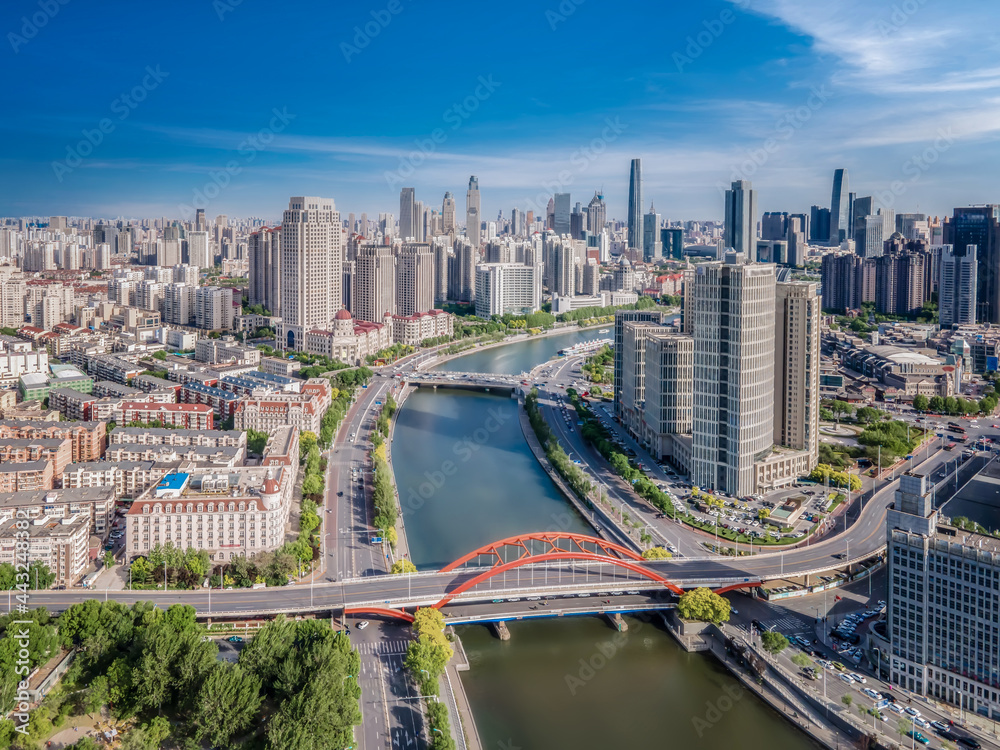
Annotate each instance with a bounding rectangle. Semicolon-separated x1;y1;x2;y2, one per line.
347;532;760;622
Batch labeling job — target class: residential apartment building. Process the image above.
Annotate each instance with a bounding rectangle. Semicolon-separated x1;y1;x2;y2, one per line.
0;514;91;586
114;402;214;430
474;263;542;317
109;426;245;450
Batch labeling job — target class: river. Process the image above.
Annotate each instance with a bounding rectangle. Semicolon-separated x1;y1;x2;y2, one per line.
392;327;813;750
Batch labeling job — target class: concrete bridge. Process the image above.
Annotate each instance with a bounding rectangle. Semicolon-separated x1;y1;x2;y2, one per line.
401;371;527;394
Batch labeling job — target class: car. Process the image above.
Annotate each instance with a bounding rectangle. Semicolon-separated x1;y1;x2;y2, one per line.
908;730;930;745
356;621;369;630
888;703;904;714
862;688;880;700
957;737;981;750
904;707;921;718
848;671;866;683
931;721;951;733
839;673;855;685
730;607;739;615
913;717;930;729
226;636;243;643
337;491;344;497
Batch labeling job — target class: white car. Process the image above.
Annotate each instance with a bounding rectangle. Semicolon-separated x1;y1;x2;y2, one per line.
904;707;921;718
356;621;369;630
849;672;866;684
888;703;904;714
862;688;880;700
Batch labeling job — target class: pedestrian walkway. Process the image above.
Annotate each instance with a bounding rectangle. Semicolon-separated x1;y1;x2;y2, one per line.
354;639;411;656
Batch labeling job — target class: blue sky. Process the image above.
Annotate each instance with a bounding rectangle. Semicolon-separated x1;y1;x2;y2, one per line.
2;0;999;223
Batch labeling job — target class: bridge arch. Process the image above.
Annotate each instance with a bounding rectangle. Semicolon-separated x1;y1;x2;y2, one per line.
441;532;646;573
344;606;414;623
434;550;684;608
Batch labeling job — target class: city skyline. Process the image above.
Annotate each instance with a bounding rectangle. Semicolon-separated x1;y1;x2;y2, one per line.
3;1;998;221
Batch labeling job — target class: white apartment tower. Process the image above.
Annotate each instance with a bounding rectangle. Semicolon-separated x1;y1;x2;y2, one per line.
474;263;542;318
248;226;281;316
395;243;435;316
278;197;342;351
187;230;212;269
354;244;395;323
691;253;776;496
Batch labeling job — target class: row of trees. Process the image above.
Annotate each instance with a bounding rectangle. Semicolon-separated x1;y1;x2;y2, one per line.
1;603;361;749
372;442;399;539
0;561;55;590
808;464;863;491
581;345;613;384
404;608;456;750
524;390;593;500
914;392;997;416
558;295;656;322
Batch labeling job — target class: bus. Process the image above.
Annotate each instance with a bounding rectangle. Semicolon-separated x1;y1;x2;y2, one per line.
948;422;966;434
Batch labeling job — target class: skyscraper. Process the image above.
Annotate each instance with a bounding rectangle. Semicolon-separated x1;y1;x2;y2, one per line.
830;168;850;244
809;206;831;243
553;193;571;236
474;263;542;317
466;176;481;246
938;244;977;327
943;206;1000;323
399;187;416;240
691;253;776;495
614;308;667;419
773;281;819;467
278;196;342;351
627;159;642;249
354;244;395;323
186;230;211;269
442;192;456;234
248;226;281;316
195;208;206;232
852;196;874;254
724;180;757;257
661;227;684;260
395;242;435;316
587;192;606;237
643;204;662;262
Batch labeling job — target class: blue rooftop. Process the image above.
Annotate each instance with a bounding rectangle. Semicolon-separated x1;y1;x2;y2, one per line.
157;473;190;492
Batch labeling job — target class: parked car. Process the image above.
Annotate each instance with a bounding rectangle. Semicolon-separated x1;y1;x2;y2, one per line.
226;636;243;643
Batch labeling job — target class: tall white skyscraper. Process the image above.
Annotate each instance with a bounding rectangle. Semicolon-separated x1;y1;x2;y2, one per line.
354;244;395;323
773;281;820;467
466;176;481;246
691;253;775;496
588;191;607;237
474;263;542;318
724;180;757;257
643;204;662;262
395;243;435;316
187;230;211;269
278;196;342;351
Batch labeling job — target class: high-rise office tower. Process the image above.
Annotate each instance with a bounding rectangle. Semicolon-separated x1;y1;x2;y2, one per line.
943;206;1000;322
620;319;666;436
938;244;977;327
861;212;890;259
847;191;857;236
661;227;684;260
570;205;587;240
830;168;849;244
643;205;662;262
552;241;576;297
627;159;642;249
641;331;694;461
278;196;342;351
773;281;819;466
760;212;788;241
809;206;831;243
433;242;450;303
852;196;874;254
354;244;395;323
395;242;435;316
248;226;281;316
195;208;206;232
786;216;806;268
466;176;481;246
884;470;1000;710
510;208;523;237
399;187;416;240
442;192;456;234
724;180;757;257
157;239;181;267
553;193;571;236
587;192;606;237
790;213;810;243
187;230;211;269
691;253;776;495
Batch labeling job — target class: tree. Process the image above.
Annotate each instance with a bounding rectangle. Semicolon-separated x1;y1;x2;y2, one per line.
188;663;263;747
130;557;151;586
302;474;324;497
791;653;814;669
642;547;672;560
676;587;731;624
759;630;788;655
247;428;269;455
103;550;115;569
928;395;945;413
830;400;853;423
912;394;929;411
391;559;417;574
842;694;853;708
